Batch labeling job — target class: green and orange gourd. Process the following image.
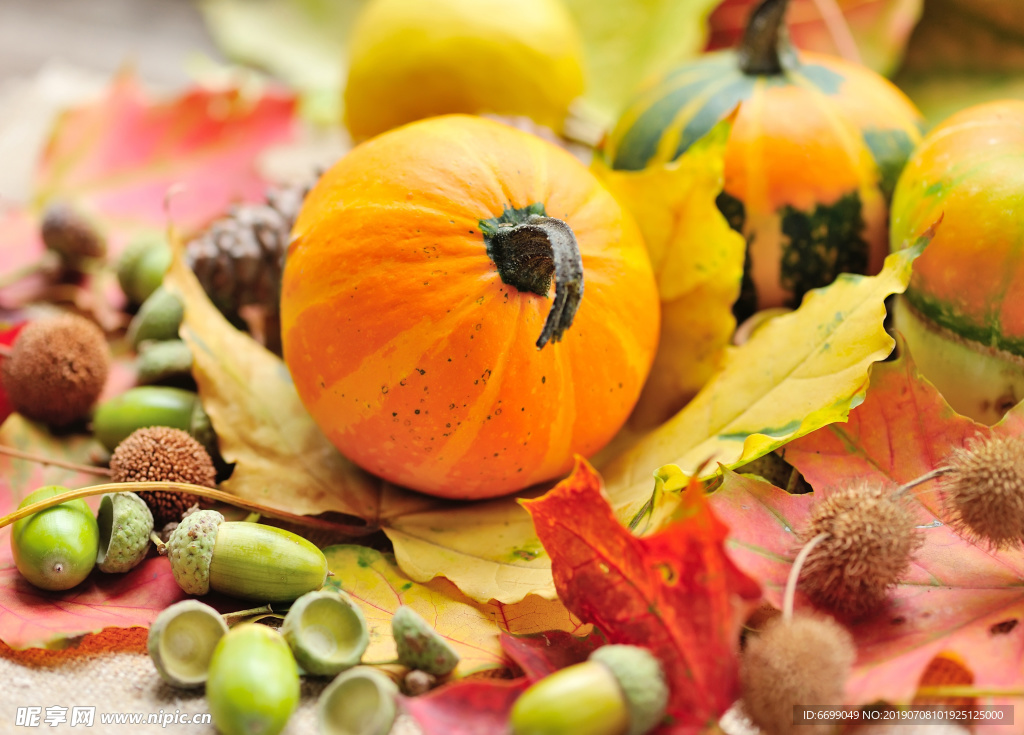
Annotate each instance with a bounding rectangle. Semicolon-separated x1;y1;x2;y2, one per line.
280;115;660;500
891;100;1024;425
601;0;924;314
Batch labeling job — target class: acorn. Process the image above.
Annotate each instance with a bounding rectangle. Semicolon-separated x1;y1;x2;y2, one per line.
796;481;922;618
206;624;299;735
137;339;193;385
166;510;329;602
509;645;668;735
1;314;110;427
95;491;154;573
109;426;215;526
148;599;228;688
10;485;99;591
40;201;106;263
740;615;855;735
127;286;184;348
92;386;211;452
318;666;398;735
118;233;171;306
939;433;1024;549
392;605;459;676
281;589;369;676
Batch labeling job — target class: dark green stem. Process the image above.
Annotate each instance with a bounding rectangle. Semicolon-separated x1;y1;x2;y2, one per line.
737;0;793;75
486;214;584;349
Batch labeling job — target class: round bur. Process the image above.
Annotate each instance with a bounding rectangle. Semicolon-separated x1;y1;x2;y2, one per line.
148;600;228;688
318;667;397;735
282;589;369;676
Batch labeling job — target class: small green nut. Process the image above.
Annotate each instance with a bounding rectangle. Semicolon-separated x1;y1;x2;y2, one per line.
128;286;183;348
93;386;201;451
148;599;228;688
137;339;193;385
207;624;299;735
392;605;459;676
281;589;369;676
96;492;154;573
41;201;106;263
118;233;171;305
166;511;329;602
317;666;397;735
509;645;668;735
11;486;99;591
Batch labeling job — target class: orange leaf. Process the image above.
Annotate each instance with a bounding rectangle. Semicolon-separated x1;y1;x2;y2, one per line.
523;459;762;727
712;347;1024;719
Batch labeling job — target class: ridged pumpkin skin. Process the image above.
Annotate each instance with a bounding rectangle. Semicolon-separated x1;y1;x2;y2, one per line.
603;3;923;313
890;100;1024;423
281;116;660;499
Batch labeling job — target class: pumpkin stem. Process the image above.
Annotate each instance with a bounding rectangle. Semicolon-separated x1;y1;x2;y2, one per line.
485;213;584;349
738;0;794;75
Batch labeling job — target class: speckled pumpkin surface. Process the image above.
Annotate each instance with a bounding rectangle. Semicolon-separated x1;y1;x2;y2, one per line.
281;115;660;500
602;0;923;313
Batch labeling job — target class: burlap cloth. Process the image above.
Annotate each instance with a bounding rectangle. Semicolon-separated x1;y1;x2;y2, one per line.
0;629;422;735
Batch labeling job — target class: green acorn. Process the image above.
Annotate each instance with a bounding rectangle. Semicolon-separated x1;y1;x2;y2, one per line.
510;645;668;735
10;486;99;591
166;510;329;602
118;233;171;306
92;386;211;452
127;286;183;348
96;492;154;573
392;605;459;676
206;624;299;735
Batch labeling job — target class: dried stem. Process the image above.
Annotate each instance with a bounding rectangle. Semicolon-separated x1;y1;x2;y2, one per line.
0;444;112;476
783;531;829;620
150;531;167;554
0;481;373;536
894;467;951;497
915;685;1024;698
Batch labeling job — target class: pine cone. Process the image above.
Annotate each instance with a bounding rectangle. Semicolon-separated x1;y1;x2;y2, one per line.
184;179;315;318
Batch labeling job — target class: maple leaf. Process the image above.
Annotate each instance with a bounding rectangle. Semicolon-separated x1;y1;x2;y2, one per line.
712;347;1024;721
522;459;762;729
33;72;297;257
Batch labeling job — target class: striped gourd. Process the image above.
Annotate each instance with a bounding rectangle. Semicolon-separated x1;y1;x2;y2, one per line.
891;100;1024;425
602;0;923;314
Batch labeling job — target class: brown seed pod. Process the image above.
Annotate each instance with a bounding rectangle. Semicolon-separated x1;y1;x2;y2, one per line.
109;427;216;526
741;615;855;735
1;314;110;426
796;481;922;618
940;433;1024;549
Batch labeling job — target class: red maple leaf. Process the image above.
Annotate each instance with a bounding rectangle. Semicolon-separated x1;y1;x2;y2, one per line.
711;348;1024;730
522;459;762;730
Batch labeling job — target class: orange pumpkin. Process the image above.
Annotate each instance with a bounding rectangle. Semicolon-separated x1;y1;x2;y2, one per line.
281;115;660;499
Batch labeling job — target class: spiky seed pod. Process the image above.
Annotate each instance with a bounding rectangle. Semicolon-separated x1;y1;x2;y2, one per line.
741;615;855;735
796;482;922;618
185;181;314;318
109;427;216;526
1;314;110;426
940;433;1024;549
40;201;106;262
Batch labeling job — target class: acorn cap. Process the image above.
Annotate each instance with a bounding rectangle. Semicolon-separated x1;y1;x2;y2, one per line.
391;605;459;676
41;201;106;262
147;599;228;688
109;426;215;525
1;314;110;426
317;666;398;735
590;645;669;735
96;492;154;573
741;615;855;735
941;433;1024;549
797;481;922;618
167;509;224;595
281;589;369;676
